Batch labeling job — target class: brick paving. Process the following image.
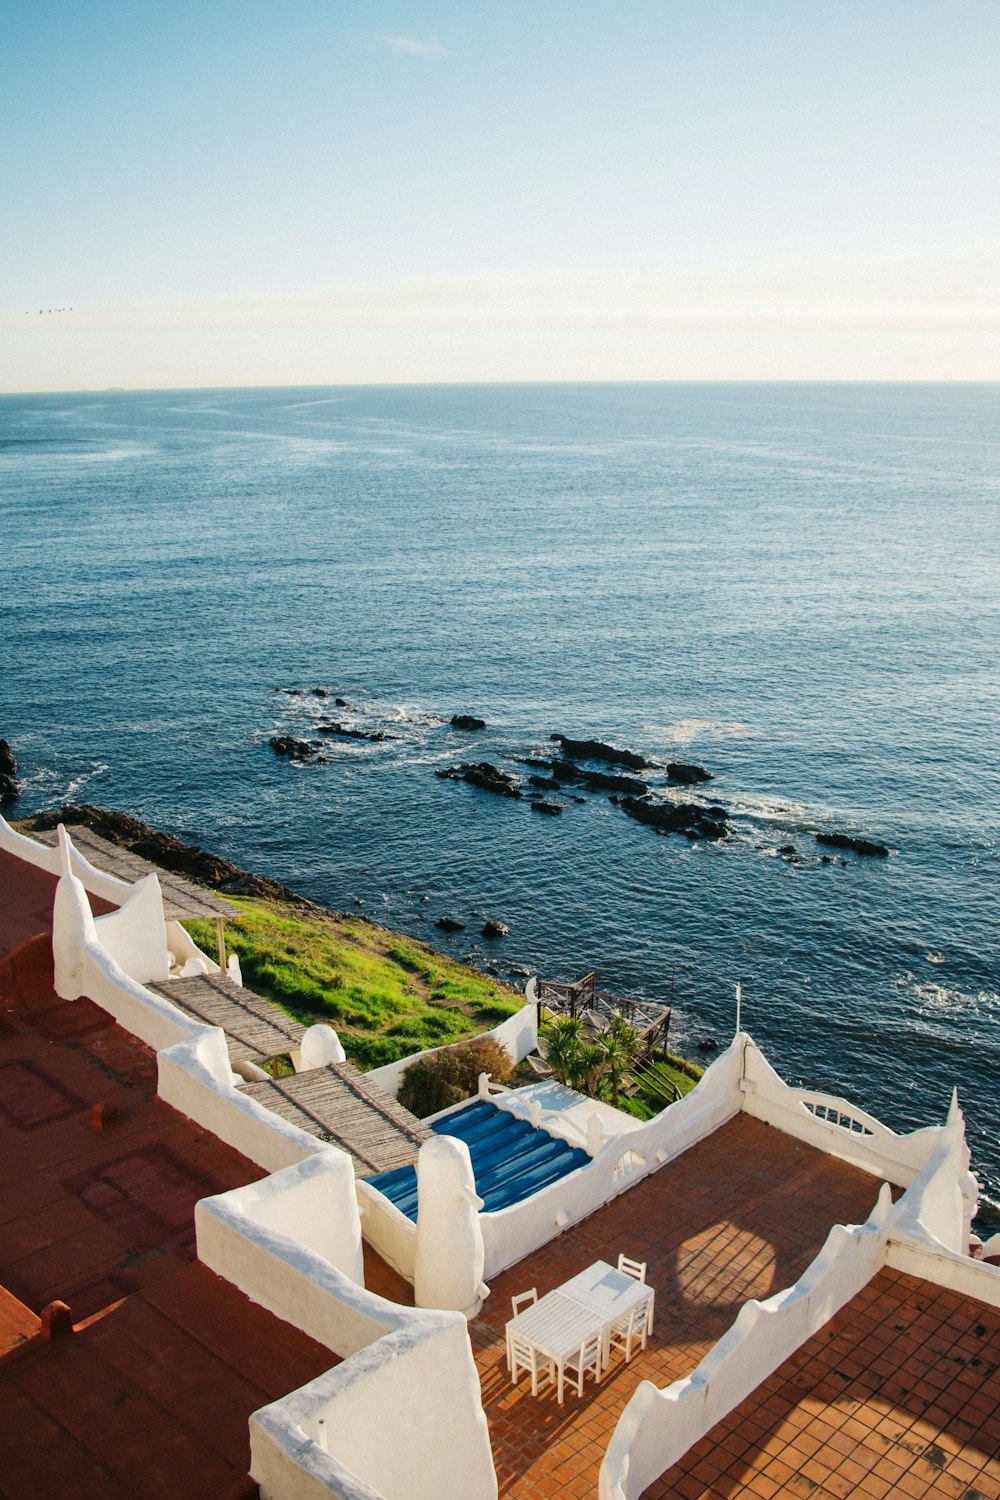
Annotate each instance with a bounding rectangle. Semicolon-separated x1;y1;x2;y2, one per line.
470;1114;885;1498
651;1267;1000;1500
0;923;333;1498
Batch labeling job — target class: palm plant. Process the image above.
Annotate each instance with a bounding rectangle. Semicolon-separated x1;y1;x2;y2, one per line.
601;1014;642;1106
538;1015;585;1086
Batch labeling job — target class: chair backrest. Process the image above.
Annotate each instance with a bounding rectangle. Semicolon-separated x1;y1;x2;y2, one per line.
511;1287;538;1318
617;1253;647;1283
572;1330;603;1373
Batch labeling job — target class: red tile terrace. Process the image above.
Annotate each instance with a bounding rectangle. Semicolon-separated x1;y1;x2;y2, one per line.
2;846;998;1500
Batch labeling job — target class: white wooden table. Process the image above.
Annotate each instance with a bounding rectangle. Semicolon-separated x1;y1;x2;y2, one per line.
506;1290;604;1404
558;1260;655;1360
505;1261;655;1403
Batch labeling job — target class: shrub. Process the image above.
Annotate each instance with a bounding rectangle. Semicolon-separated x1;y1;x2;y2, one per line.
399;1035;515;1119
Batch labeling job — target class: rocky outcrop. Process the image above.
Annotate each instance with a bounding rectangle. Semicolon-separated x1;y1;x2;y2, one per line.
435;763;522;798
530;800;563;816
450;714;486;731
816;832;889;858
551;759;648;795
0;739;19;808
482;919;509;939
665;762;712;785
317;722;394;743
616;795;730;841
549;735;653;771
435;916;465;932
269;735;323;762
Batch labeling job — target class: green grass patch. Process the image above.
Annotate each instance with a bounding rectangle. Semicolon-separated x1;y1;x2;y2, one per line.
184;896;523;1071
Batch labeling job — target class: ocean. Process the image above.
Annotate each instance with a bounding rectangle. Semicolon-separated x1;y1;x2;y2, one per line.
1;382;997;1209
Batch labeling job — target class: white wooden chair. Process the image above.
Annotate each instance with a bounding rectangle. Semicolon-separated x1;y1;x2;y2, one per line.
617;1253;647;1283
511;1287;538;1318
608;1302;648;1364
560;1330;603;1401
508;1330;555;1397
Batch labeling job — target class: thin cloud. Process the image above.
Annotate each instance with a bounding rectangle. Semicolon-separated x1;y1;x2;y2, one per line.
375;33;451;58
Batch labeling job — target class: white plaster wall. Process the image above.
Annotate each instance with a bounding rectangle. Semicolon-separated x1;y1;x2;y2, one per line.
886;1240;1000;1307
355;1181;417;1283
252;1318;497;1500
158;1031;325;1173
93;873;171;984
0;813;133;906
599;1188;894;1500
365;997;537;1103
478;1034;744;1280
235;1154;365;1288
166;918;221;972
740;1037;945;1188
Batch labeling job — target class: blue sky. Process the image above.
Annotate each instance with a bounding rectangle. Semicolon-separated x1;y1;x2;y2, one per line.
2;1;998;388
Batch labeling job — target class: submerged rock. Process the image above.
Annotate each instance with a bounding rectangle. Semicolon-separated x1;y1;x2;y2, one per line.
530;800;564;816
815;832;889;858
549;735;653;771
435;762;522;798
617;795;729;841
269;735;318;762
552;759;648;795
317;721;395;743
436;915;466;932
666;761;712;785
450;714;487;731
0;738;19;807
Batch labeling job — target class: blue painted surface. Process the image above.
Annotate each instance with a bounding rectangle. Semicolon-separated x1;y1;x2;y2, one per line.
366;1099;590;1219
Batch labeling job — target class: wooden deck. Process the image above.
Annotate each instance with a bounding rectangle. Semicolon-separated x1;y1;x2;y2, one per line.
148;972;305;1064
242;1063;431;1176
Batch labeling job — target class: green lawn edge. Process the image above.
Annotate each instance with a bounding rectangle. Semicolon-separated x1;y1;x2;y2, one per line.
184;895;524;1071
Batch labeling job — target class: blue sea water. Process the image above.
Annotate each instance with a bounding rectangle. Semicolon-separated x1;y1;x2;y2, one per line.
1;383;998;1206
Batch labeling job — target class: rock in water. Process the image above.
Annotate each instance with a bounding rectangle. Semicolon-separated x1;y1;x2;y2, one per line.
530;800;564;816
549;735;653;770
665;761;712;784
436;916;466;932
551;759;648;794
435;762;522;798
269;735;318;762
815;832;889;858
482;919;509;939
617;795;729;841
0;738;20;807
450;714;486;731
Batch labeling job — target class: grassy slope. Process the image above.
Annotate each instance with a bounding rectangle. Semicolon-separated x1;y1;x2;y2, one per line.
184;896;523;1070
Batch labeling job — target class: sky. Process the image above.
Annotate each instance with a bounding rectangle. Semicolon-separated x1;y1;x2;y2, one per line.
2;0;998;390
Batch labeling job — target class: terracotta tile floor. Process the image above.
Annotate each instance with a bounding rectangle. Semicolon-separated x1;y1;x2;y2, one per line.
0;934;334;1498
0;848;113;964
652;1267;1000;1500
470;1114;885;1498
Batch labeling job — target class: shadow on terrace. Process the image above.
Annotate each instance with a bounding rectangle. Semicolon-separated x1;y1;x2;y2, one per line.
468;1113;884;1499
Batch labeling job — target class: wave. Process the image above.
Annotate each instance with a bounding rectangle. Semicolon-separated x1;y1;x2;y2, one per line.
644;718;755;746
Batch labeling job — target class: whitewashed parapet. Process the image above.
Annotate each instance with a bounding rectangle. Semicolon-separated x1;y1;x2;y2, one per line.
599;1186;894;1500
477;1036;744;1280
355;1181;417;1283
252;1314;497;1500
364;995;537;1102
739;1035;946;1188
199;1168;496;1500
887;1091;982;1264
0;811;133;905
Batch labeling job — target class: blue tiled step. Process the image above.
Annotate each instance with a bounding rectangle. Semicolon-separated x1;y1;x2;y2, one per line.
365;1100;589;1220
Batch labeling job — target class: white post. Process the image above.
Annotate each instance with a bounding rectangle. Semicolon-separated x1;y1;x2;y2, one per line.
735;981;742;1037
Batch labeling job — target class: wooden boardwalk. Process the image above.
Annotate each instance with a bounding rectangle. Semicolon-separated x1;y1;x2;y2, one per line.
149;973;305;1064
242;1064;431;1176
